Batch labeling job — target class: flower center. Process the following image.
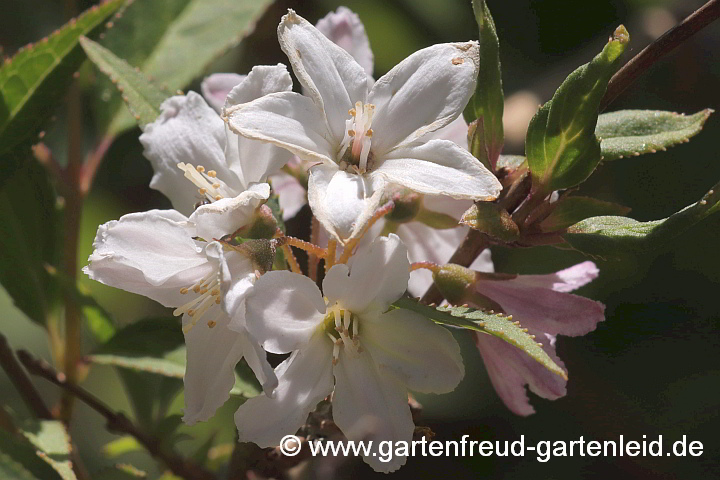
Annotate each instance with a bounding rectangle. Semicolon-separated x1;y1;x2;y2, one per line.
174;268;224;333
177;163;234;207
337;101;375;174
322;303;362;365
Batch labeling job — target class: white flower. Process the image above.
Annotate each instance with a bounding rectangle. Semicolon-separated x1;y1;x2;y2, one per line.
82;206;277;425
235;234;464;472
140;64;293;238
224;10;502;243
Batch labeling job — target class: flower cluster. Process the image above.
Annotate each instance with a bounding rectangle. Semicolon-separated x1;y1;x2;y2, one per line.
84;7;605;473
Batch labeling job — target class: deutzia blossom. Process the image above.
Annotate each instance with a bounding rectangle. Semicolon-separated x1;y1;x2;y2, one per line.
234;234;464;472
471;261;605;415
140;64;293;237
224;10;502;243
83;203;277;425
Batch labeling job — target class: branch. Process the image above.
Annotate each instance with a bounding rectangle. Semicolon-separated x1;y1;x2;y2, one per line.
0;335;53;420
600;0;720;111
17;350;216;480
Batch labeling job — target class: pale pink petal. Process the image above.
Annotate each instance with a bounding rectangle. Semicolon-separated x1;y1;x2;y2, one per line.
474;264;605;337
316;7;373;76
201;73;245;112
270;172;307;221
475;329;566;416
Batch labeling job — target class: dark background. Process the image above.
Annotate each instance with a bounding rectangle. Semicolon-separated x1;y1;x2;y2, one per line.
1;0;718;478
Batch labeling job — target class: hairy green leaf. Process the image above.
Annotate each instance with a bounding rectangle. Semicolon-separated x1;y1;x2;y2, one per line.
0;159;59;325
80;37;169;129
596;109;712;161
20;420;76;480
0;429;63;480
526;25;629;193
463;0;504;169
564;181;720;258
0;0;124;158
539;196;630;232
461;202;519;241
94;0;272;135
392;297;566;379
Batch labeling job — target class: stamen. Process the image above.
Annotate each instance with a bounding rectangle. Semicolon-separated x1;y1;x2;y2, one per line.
207;170;217;177
196;165;205;173
177;162;233;204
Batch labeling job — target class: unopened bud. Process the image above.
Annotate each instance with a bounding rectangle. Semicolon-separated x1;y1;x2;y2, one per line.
234;205;278;240
385;189;422;224
432;264;476;304
229;239;276;274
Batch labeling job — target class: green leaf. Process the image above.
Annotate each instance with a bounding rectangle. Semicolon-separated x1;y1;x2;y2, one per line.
20;420;76;480
88;317;260;400
539;196;630;232
102;436;144;458
0;0;124;158
596;109;712;161
46;265;116;342
80;37;169;129
94;0;273;136
563;181;720;258
0;158;59;325
0;429;63;480
526;25;629;193
392;297;566;379
460;202;519;242
88;317;187;378
94;464;147;479
463;0;504;169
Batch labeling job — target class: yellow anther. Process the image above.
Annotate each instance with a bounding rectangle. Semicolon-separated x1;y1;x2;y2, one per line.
196;165;205;172
207;170;217;177
207;320;217;328
180;287;189;294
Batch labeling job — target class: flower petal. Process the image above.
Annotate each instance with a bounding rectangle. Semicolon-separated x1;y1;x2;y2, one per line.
333;348;414;473
140;93;244;215
368;42;478;154
278;10;368;143
323;234;409;315
83;210;209;307
183;312;247;424
224;91;335;165
374;139;501;200
363;308;464;393
234;332;334;446
307;163;384;242
427;115;469;149
201;73;245;112
474;267;605;337
245;270;326;354
316;7;373;76
223;64;293;108
509;261;599;293
475;330;566;416
270;171;307;221
189;183;270;240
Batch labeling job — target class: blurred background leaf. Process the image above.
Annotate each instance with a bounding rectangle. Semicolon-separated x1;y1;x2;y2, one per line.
92;0;273;138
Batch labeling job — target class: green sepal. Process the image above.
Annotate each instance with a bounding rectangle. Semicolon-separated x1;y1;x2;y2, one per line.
460;202;519;242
